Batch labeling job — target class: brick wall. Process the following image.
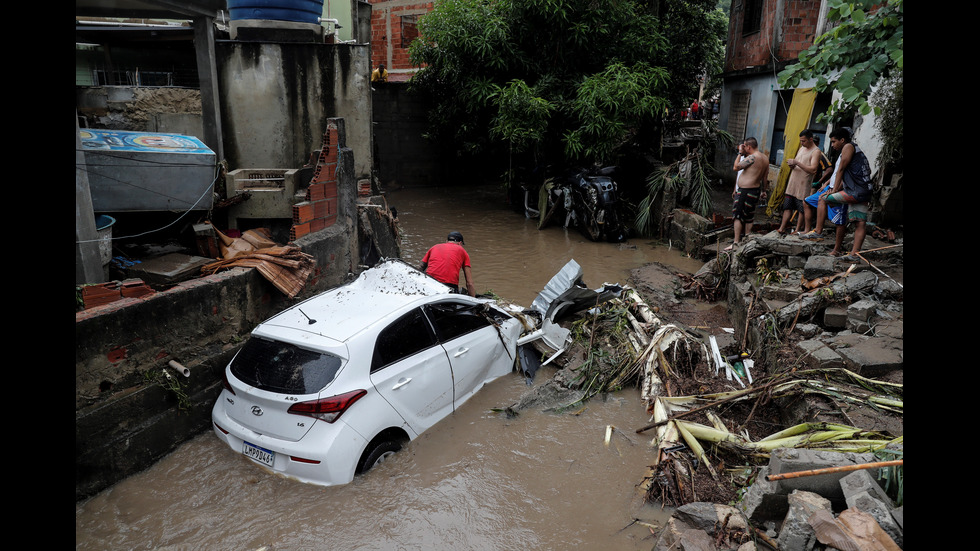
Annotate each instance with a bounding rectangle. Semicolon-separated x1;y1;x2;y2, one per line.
726;0;823;71
290;119;346;241
368;0;434;76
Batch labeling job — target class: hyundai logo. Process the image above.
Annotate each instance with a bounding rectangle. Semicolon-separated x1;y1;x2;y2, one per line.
251;405;264;416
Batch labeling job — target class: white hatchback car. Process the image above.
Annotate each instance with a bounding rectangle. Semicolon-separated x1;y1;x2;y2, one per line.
211;259;523;486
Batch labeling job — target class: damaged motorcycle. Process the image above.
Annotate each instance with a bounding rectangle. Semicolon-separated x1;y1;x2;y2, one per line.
522;166;630;243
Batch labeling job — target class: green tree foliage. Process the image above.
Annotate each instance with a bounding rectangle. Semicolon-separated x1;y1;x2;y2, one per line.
777;0;903;121
409;0;726;166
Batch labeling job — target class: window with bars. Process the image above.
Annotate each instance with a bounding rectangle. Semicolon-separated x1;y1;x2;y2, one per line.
741;0;763;36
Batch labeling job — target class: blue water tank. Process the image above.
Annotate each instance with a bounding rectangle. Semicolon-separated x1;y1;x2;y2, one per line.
228;0;324;24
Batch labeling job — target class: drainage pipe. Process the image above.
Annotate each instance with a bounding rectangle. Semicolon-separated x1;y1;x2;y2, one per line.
167;360;190;378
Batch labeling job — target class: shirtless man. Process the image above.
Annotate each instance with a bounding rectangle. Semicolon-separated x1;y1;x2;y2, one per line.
729;137;769;250
778;129;821;235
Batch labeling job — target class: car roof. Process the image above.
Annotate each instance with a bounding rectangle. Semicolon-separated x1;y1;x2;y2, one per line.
256;259;453;344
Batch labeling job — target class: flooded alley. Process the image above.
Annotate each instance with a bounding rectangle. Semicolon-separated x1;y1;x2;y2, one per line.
76;184;712;550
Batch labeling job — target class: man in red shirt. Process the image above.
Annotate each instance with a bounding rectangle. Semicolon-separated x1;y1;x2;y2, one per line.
419;231;476;296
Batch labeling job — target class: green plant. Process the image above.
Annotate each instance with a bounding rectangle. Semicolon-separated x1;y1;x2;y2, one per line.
145;368;191;412
873;447;903;506
755;258;784;286
634;122;734;236
409;0;727;167
778;0;903;122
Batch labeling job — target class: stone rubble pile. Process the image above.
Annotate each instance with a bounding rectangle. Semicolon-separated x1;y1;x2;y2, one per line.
654;449;903;550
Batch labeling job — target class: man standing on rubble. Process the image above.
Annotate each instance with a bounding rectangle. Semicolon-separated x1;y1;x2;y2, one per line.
805;128;873;257
778;129;822;235
728;137;769;251
419;231;477;296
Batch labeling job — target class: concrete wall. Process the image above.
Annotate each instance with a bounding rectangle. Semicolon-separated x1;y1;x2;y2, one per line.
217;41;373;181
76;124;364;500
372;83;447;188
75;219;358;501
76;87;203;133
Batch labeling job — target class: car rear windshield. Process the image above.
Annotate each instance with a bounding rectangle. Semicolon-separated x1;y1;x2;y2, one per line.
230;337;343;394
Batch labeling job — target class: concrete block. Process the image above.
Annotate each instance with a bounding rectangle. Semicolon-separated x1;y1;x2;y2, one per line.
874;278;903;300
739;467;790;522
840;470;894;508
837;336;903;377
787;254;807;269
823;306;847;329
772;240;807;256
767;449;877;505
760;282;800;303
126;253;214;286
875;319;903;339
794;323;821;338
672;208;712;233
844;490;903;547
803;255;836;280
847;299;877;322
777;490;832;551
833;271;878;295
795;339;845;369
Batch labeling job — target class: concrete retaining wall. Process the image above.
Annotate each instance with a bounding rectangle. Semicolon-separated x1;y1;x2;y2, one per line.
217;42;373;182
372;83;449;188
75;220;357;501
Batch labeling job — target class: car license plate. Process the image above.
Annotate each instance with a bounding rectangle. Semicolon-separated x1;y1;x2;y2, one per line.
243;441;275;467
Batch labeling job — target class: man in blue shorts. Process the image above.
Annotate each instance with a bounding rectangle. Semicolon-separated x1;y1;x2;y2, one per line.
804;128;873;257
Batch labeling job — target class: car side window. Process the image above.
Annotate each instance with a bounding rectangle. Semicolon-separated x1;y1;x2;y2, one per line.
424;302;492;343
371;308;436;372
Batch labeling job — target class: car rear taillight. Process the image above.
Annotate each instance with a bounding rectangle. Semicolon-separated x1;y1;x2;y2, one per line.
287;389;367;423
221;369;236;395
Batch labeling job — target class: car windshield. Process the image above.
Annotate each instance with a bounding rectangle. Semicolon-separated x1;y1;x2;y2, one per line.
230;337;343;394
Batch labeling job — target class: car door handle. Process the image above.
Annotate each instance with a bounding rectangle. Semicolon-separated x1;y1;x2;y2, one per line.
392;377;412;390
453;347;470;357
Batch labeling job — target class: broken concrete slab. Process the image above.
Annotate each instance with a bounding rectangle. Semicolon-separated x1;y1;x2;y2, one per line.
654;502;752;551
738;466;782;521
840;470;903;546
787;254;807;269
770;449;880;500
126;252;214;286
874;278;904;300
776;490;832;551
836;336;903;376
795;339;845;369
847;299;877;324
803;255;836;280
875;318;904;339
823;305;847;329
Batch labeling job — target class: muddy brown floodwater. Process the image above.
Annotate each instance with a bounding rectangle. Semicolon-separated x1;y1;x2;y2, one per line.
76;184;711;550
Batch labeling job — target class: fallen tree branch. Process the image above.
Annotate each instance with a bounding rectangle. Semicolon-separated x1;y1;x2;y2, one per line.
636;380;781;434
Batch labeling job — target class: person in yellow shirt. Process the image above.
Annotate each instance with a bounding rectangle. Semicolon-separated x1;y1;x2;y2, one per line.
371;64;388;83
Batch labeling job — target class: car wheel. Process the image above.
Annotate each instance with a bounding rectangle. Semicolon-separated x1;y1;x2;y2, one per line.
357;440;402;474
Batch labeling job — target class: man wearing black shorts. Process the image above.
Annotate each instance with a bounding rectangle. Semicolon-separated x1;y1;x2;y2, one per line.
729;137;769;250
